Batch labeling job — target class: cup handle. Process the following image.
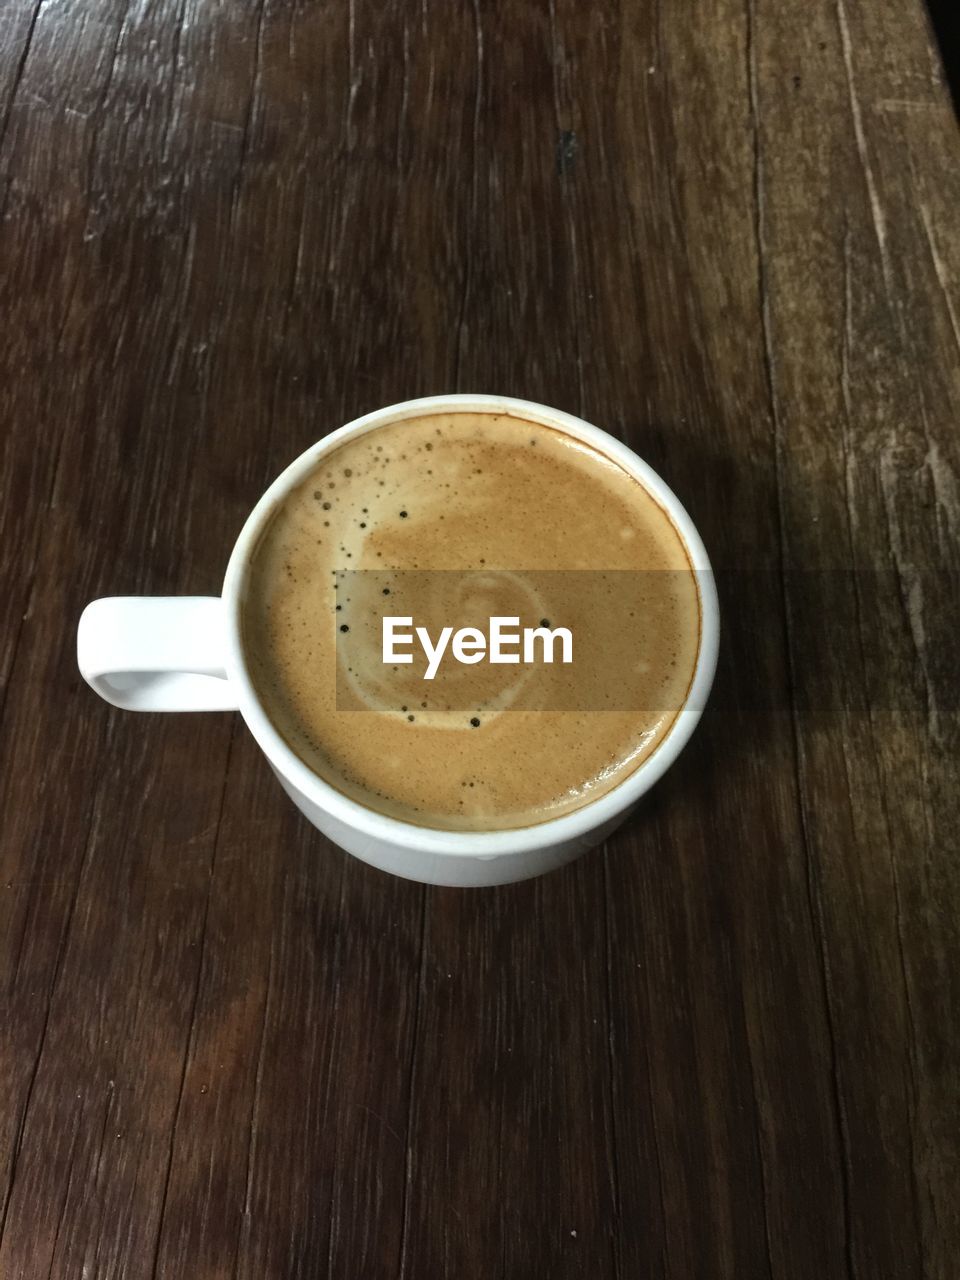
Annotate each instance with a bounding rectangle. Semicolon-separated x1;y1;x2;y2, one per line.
77;597;239;711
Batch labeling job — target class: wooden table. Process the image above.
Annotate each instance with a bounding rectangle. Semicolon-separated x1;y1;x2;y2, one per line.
2;1;958;1276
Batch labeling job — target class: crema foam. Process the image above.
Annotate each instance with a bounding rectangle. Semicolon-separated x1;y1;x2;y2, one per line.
242;412;701;830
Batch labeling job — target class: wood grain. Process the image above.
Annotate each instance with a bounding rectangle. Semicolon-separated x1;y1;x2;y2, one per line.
1;0;957;1276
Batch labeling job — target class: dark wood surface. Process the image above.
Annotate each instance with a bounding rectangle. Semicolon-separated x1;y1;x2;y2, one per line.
1;1;958;1276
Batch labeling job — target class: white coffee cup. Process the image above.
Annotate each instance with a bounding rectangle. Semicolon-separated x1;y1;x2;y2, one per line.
77;395;719;887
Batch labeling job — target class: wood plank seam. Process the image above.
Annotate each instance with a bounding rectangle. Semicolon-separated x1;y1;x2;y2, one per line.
746;1;857;1276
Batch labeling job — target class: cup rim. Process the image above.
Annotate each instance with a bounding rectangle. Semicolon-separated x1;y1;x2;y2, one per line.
222;394;719;855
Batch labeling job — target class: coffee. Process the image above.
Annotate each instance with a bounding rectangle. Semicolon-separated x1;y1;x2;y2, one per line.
242;412;701;830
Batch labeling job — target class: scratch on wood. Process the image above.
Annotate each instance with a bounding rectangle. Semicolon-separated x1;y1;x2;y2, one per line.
286;1;297;62
344;0;360;151
0;0;46;161
875;99;939;113
917;201;960;362
83;2;131;210
356;1104;404;1148
44;1108;81;1279
924;438;960;548
160;0;189;165
19;90;53;112
166;221;198;385
113;1131;146;1267
397;14;410;171
90;1080;117;1213
739;992;777;1280
288;179;309;305
795;741;860;1280
839;227;857;536
878;451;943;744
233;0;268;211
254;175;310;491
835;0;892;298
